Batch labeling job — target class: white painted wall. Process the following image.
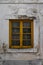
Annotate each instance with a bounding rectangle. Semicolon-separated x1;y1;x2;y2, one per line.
0;0;43;60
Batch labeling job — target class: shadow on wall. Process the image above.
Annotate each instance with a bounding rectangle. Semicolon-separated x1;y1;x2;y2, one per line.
3;59;42;65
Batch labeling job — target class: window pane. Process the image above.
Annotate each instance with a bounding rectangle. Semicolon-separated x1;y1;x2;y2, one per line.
12;22;20;27
12;34;20;39
23;22;31;27
12;40;20;46
23;40;31;46
12;28;20;33
23;34;31;39
23;28;31;33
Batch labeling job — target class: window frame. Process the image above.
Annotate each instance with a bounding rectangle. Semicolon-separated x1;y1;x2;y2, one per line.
9;19;34;49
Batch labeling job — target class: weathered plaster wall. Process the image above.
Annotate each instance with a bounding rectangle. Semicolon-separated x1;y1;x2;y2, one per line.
0;0;43;3
0;0;43;60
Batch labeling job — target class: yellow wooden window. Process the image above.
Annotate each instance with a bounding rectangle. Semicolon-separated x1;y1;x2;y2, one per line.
9;19;34;49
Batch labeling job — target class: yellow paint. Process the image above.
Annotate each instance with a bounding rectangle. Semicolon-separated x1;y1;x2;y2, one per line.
9;19;34;49
20;21;23;48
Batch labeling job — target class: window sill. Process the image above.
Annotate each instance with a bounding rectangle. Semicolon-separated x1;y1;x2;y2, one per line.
7;48;37;53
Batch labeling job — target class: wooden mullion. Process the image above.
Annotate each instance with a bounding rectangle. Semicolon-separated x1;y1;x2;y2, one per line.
20;21;23;48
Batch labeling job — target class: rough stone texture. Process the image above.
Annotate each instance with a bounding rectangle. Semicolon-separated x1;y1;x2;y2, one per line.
0;0;43;3
0;0;39;3
0;59;42;65
2;60;42;65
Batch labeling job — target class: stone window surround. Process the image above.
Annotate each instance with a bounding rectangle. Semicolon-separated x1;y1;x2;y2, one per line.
5;15;39;53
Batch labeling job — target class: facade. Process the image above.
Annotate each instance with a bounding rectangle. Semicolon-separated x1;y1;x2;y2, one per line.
0;0;43;65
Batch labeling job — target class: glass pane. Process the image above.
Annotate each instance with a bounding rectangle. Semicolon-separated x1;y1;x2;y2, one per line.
12;34;20;39
12;40;20;46
12;22;20;27
23;28;31;33
12;28;20;33
23;40;31;46
23;34;31;39
23;22;31;27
